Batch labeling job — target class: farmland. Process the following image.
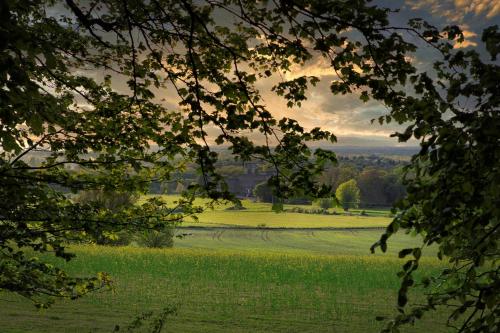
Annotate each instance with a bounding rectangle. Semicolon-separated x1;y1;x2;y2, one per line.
152;195;393;228
0;198;450;333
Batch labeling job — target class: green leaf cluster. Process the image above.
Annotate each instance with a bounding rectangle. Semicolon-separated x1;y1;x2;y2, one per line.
0;2;498;332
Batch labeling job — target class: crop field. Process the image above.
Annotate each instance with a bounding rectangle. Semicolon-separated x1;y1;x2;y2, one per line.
174;229;430;256
0;198;450;333
0;246;450;333
184;210;391;228
150;195;393;228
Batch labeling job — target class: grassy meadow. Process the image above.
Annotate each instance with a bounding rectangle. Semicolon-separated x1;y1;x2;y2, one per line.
174;229;429;256
0;197;450;333
153;195;393;228
0;247;449;333
184;210;390;228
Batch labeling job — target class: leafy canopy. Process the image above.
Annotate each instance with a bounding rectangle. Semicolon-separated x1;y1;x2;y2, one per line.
335;179;361;211
0;1;499;332
316;197;335;210
371;24;500;333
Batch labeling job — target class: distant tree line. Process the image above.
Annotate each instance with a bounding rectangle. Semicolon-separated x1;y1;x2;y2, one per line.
319;164;406;208
28;152;404;209
25;150;405;207
250;155;406;208
148;154;406;209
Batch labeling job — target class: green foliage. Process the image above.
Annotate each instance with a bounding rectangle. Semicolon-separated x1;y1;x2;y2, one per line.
357;167;406;208
316;197;335;210
2;0;348;307
320;164;359;192
137;228;175;248
253;182;273;203
75;190;138;245
335;180;361;211
370;25;500;333
225;201;247;211
0;1;497;332
319;160;406;208
217;165;246;176
75;190;138;212
113;305;177;333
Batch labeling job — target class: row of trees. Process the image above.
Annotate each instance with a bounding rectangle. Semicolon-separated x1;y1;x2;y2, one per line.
319;179;361;211
255;177;361;211
254;163;405;209
320;164;406;208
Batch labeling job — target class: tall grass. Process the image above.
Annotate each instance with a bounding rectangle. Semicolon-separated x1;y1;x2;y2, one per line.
1;246;449;333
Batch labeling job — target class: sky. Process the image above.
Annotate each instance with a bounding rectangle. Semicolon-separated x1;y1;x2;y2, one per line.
251;0;500;147
58;0;500;148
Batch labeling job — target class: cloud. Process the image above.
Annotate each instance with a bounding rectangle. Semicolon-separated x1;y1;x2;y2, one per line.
407;0;500;22
404;1;500;48
452;27;478;48
263;78;405;141
283;56;338;80
459;0;500;18
454;39;478;48
161;1;499;148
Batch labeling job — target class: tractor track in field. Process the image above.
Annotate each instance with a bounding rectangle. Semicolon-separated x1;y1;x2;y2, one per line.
178;225;386;242
260;229;271;241
211;229;226;241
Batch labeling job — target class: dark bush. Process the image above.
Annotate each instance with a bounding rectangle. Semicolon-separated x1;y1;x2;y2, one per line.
137;228;175;248
74;189;137;246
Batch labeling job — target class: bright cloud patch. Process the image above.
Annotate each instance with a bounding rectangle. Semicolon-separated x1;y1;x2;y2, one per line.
409;0;500;21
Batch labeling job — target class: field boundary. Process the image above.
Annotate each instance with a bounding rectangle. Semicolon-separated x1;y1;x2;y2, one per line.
177;226;386;231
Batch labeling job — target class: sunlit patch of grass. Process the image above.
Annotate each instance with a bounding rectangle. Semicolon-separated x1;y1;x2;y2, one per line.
187;210;391;228
0;245;449;333
0;199;443;332
141;195;393;228
173;229;432;257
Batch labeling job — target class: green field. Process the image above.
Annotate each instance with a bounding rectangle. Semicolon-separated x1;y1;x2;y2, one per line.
0;199;449;333
186;210;391;228
151;195;393;229
0;246;449;333
174;229;430;256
